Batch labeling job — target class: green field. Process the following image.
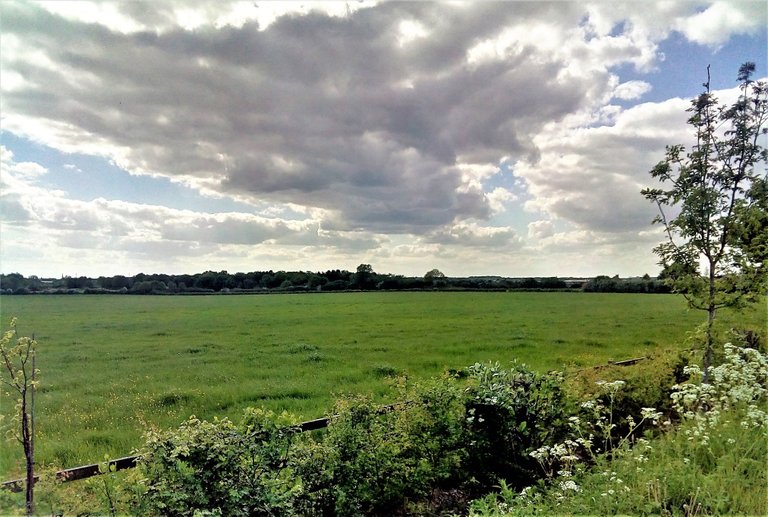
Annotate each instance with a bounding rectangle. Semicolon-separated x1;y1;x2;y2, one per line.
0;292;763;478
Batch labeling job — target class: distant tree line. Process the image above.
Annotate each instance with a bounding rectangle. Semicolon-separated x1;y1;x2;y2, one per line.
0;265;671;295
582;274;671;293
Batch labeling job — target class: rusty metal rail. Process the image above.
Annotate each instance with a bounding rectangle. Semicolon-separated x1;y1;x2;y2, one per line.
1;356;648;491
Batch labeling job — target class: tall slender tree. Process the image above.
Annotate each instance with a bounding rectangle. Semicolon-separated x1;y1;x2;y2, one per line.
642;63;768;381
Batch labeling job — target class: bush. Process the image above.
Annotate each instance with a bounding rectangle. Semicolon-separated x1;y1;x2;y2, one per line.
468;342;768;517
293;376;467;516
463;362;570;488
133;408;302;516
567;350;691;442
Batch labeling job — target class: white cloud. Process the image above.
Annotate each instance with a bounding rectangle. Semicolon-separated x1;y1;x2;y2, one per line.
1;146;48;180
35;1;379;34
425;222;521;249
675;1;767;46
613;80;652;100
515;92;704;236
486;187;518;214
0;1;764;277
528;220;554;239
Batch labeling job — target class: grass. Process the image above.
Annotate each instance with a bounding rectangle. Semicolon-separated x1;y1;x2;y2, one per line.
468;342;768;517
469;405;768;516
0;291;763;478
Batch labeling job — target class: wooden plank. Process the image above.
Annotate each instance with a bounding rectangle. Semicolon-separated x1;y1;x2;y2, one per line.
1;455;140;492
610;356;647;366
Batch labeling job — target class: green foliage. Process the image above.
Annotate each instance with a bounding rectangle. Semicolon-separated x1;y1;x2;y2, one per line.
0;318;39;515
733;175;768;296
642;63;768;373
125;367;573;516
134;408;302;516
0;292;763;477
463;362;570;488
569;351;691;444
468;342;768;517
473;410;767;516
293;377;467;516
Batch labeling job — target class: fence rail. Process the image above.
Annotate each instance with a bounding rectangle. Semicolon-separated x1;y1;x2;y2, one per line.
0;416;336;493
1;355;648;492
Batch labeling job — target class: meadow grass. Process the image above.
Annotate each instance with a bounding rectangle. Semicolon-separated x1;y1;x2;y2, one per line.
0;291;763;478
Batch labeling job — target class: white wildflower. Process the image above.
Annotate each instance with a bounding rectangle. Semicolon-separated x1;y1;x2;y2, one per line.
559;480;581;492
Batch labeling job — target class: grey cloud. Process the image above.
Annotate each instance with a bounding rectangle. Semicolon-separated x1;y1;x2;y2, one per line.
2;1;662;235
110;237;212;258
158;213;380;250
549;192;653;232
160;215;291;245
425;224;521;249
0;194;33;224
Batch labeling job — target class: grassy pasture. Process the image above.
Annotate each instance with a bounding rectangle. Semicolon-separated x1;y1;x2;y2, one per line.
0;291;763;478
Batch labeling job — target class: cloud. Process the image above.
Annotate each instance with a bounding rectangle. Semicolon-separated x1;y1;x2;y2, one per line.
515;94;698;234
0;1;763;278
425;222;521;249
1;146;48;181
0;147;390;269
675;1;767;46
613;80;652;100
527;220;554;239
2;1;708;237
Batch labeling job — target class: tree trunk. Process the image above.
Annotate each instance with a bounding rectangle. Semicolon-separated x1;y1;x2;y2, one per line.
703;266;716;384
21;395;34;516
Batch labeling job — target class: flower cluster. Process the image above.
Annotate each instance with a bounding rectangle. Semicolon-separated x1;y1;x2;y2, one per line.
525;377;664;503
671;343;768;435
470;342;768;515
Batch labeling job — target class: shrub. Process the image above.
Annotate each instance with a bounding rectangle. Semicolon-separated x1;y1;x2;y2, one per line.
468;343;768;516
568;350;690;442
292;376;467;516
463;362;570;488
133;408;302;516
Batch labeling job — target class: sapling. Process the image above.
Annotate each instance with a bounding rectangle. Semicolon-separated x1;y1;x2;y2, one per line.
642;62;768;381
0;318;39;516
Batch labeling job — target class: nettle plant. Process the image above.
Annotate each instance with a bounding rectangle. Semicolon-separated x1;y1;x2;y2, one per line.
463;361;570;488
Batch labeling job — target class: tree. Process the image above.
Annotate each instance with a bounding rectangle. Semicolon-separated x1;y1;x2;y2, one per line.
353;264;375;289
424;269;446;286
0;318;39;515
734;175;768;276
0;273;25;292
642;62;768;380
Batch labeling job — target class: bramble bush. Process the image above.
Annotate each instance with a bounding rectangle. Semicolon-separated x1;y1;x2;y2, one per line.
133;408;303;516
130;375;472;516
292;377;468;516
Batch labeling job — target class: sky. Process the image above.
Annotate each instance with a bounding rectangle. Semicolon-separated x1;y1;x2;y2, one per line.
1;1;766;279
